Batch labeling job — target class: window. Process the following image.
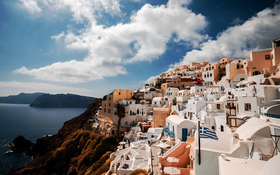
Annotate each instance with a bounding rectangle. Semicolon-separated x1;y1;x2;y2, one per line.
212;126;215;130
244;103;251;111
212;66;214;69
109;103;111;106
204;74;206;78
217;104;220;109
240;78;244;81
221;125;224;132
210;73;212;77
206;68;208;71
109;97;111;100
104;108;106;112
119;92;121;95
108;109;111;113
188;112;193;120
265;55;270;60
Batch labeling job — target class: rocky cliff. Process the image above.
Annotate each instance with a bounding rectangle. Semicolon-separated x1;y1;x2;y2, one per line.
30;93;96;108
0;93;46;104
8;98;118;175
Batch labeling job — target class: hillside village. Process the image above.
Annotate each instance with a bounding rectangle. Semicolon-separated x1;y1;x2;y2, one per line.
93;39;280;175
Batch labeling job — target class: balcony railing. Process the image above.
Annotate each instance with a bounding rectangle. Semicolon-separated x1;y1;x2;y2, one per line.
263;113;280;119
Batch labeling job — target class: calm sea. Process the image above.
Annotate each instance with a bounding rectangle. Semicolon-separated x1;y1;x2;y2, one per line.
0;103;86;175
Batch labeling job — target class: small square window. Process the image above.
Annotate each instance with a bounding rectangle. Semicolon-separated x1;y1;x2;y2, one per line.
265;55;270;60
244;103;251;111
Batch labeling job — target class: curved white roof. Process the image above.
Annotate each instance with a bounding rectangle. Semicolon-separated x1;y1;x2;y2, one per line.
261;154;280;175
236;117;270;139
166;115;196;127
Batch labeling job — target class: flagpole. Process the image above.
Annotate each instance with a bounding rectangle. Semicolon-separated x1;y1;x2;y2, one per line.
198;121;201;165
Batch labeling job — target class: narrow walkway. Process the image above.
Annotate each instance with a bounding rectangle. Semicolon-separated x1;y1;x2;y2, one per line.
151;143;160;175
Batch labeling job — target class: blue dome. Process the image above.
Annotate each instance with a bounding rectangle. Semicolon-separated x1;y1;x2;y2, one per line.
144;83;149;86
150;88;156;91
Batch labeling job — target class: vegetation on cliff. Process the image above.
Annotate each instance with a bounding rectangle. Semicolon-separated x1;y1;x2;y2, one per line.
8;98;118;175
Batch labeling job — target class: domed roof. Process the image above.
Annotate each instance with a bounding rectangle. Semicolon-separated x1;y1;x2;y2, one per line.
150;88;156;91
144;83;149;86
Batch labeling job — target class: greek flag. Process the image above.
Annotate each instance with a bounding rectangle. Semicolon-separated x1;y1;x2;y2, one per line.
200;127;218;140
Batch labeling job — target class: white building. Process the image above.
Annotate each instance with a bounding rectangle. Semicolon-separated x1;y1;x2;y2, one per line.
183;96;206;121
176;89;190;105
107;140;151;175
165;87;179;106
151;97;168;108
190;85;205;95
166;115;197;141
113;99;152;127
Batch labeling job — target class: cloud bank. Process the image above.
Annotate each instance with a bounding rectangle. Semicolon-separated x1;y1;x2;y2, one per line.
14;0;208;83
173;3;280;67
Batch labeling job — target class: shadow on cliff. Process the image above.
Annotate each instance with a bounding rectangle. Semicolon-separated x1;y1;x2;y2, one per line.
7;98;119;175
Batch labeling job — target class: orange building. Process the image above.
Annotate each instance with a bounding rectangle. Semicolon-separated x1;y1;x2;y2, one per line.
248;39;280;76
153;106;171;128
99;89;134;121
218;58;234;79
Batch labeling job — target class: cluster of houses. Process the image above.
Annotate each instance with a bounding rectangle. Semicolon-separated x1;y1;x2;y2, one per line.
94;39;280;175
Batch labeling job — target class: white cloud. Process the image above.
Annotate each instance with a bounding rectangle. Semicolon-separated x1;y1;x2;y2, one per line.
14;0;208;83
173;3;280;67
145;75;159;84
14;59;127;83
15;0;208;83
18;0;42;15
144;3;280;84
18;0;121;22
51;31;65;41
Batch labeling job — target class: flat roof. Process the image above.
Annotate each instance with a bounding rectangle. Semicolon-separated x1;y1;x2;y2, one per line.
252;48;273;53
219;156;266;175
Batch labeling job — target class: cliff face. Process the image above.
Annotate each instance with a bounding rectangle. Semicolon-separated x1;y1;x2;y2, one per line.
8;98;118;175
0;93;46;104
30;93;96;108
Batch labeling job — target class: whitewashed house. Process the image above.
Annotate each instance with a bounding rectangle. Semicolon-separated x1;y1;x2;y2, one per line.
113;99;152;127
151;97;167;108
165;87;179;106
182;96;206;121
190;85;205;95
166;115;197;141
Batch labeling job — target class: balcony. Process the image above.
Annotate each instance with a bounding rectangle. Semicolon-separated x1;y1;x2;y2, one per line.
263;113;280;119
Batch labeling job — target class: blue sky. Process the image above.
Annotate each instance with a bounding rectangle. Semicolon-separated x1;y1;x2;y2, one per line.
0;0;279;97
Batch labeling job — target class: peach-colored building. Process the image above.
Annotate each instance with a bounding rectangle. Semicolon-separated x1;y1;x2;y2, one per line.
224;59;248;81
153;106;171;128
161;83;170;94
159;138;195;175
218;58;234;79
201;63;220;86
99;89;134;121
248;39;280;76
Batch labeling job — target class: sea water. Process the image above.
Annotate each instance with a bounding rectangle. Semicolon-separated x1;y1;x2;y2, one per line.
0;103;86;175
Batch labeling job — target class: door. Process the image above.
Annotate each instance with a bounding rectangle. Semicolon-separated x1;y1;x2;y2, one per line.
182;128;188;141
